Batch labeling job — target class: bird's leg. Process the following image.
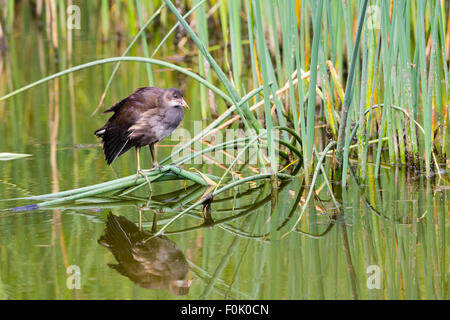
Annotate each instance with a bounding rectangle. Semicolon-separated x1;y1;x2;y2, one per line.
135;147;141;181
150;143;158;167
135;146;153;195
149;143;162;171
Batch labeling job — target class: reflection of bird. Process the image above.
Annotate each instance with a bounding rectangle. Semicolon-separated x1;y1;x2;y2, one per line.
94;87;189;178
98;213;191;295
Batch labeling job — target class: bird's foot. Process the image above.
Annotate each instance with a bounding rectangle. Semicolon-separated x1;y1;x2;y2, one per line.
138;163;164;173
152;162;164;172
138;168;154;173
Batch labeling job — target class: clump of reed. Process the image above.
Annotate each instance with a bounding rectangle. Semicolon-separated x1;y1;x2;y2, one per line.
0;0;449;212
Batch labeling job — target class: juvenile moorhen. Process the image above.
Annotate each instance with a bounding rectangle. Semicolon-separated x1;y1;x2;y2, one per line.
94;87;189;180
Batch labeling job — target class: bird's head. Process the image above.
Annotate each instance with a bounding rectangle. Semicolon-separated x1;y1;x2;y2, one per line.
164;88;190;110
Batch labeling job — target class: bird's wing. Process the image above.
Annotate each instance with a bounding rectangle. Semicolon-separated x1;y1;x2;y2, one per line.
127;108;165;140
97;87;166;163
103;87;164;132
103;87;163;114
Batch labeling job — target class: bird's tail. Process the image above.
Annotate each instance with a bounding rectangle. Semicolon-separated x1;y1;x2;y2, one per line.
94;125;132;165
98;213;136;251
98;213;140;268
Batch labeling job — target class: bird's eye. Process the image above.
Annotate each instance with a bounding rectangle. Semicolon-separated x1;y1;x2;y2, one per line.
174;94;179;98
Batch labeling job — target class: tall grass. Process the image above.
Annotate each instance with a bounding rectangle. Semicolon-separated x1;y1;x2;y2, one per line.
0;1;448;301
0;1;448;223
2;0;448;177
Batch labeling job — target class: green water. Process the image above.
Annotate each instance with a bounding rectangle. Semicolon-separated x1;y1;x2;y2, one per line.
0;25;448;300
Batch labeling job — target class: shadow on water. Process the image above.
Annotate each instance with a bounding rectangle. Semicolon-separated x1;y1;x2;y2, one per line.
98;211;191;296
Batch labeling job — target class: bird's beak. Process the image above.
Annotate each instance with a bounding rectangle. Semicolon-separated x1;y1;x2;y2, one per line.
181;99;190;110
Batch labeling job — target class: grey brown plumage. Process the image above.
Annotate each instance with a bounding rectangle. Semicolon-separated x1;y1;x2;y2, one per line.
94;87;188;165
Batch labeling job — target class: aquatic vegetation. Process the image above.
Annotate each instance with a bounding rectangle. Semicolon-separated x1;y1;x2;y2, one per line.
0;0;448;300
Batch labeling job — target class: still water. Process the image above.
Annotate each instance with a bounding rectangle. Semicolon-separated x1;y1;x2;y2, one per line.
0;27;448;300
